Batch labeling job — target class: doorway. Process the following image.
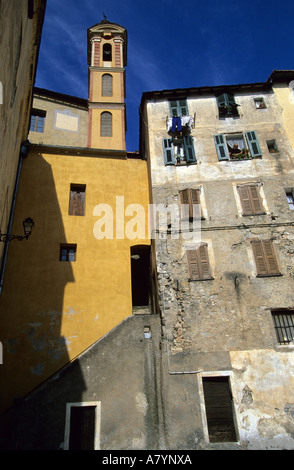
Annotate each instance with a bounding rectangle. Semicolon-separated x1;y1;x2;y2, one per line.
130;245;150;308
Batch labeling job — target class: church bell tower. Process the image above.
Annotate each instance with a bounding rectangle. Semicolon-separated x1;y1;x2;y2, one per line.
87;19;127;150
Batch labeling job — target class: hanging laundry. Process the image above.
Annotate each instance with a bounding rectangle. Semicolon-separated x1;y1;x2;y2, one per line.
181;115;194;129
171;116;182;132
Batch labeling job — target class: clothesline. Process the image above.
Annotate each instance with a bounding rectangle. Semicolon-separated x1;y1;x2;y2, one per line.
167;115;194;133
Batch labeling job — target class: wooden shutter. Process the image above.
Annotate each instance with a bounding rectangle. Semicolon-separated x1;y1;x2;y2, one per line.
203;377;237;443
180;188;202;219
183;136;196;163
238;185;264;215
69;184;86;216
214;135;229;161
163;138;174;165
169;99;188;117
246;131;262;157
179;99;188;116
101;111;112;136
216;93;238;117
187;244;212;280
169;100;179;117
251;240;280;276
102;74;112;96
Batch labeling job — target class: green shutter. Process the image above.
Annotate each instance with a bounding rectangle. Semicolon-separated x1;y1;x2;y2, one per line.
183;136;196;163
179;99;188;116
246;131;262;157
214;135;229;161
163;138;174;165
216;93;227;108
169;99;188;117
216;93;239;117
169;101;178;117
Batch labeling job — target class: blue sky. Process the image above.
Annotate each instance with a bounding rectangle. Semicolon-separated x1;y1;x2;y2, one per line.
35;0;294;151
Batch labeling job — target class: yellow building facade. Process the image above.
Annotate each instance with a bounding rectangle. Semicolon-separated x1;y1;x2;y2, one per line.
268;70;294;153
0;19;151;425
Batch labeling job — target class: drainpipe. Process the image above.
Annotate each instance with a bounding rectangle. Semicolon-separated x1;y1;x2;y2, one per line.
0;141;30;295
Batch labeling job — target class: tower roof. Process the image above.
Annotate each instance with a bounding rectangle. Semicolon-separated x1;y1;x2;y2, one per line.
87;19;127;65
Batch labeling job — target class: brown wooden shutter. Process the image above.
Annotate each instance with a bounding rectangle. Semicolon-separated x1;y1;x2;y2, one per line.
187;248;201;280
251;240;280;276
187;244;212;280
198;244;211;279
180;188;202;219
249;185;264;214
238;185;264;215
262;240;280;275
69;185;85;216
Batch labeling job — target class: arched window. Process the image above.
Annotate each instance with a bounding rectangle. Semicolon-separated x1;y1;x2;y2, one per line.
102;74;113;97
101;111;112;137
103;43;112;61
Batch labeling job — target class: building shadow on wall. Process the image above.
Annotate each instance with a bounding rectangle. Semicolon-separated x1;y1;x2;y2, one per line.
0;153;86;449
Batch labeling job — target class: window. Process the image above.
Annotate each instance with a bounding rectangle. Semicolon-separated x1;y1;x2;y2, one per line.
169;99;188;117
167;99;194;135
266;139;279;153
103;43;112;61
202;376;237;443
30;109;46;132
180;188;203;220
163;136;196;165
60;244;77;262
286;190;294;210
237;184;265;216
272;310;294;344
101;111;112;137
186;243;213;281
214;131;262;161
251;239;281;277
102;74;113;97
254;97;266;109
216;93;239;118
64;402;101;450
69;184;86;216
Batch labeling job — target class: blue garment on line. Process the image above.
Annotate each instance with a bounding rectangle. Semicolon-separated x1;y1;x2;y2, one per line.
171;116;182;132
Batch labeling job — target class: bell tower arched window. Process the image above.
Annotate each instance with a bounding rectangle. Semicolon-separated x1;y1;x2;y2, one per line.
101;111;112;137
103;43;112;61
102;74;113;97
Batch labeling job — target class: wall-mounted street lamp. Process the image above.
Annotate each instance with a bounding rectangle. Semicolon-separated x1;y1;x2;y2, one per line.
0;217;34;243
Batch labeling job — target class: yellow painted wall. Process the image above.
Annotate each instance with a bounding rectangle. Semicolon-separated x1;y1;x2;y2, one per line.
0;148;150;413
91;70;124;103
272;83;294;152
90;108;125;150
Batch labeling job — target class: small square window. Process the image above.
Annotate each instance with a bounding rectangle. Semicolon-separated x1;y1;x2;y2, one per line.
254;98;266;109
286;190;294;210
60;244;77;262
30;109;46;132
272;310;294;344
266;139;279;153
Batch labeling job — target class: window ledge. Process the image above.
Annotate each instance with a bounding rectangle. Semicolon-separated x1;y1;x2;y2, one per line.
275;343;294;351
165;162;197;167
189;277;214;282
230;155;262;161
242;212;267;217
256;273;283;278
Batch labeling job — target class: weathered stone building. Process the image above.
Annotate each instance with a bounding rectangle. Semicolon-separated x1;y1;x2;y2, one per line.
140;80;294;449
